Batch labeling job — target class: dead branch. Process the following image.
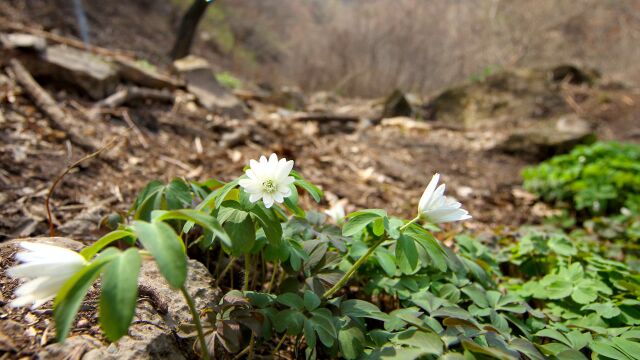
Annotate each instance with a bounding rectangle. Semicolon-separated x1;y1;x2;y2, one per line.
293;114;361;122
92;86;175;110
8;58;101;153
122;110;149;148
0;18;135;60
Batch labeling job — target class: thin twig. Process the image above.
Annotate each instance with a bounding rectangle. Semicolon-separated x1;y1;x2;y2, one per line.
122;110;149;148
45;137;119;236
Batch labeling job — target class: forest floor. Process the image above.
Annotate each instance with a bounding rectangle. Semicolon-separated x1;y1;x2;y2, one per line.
1;3;640;358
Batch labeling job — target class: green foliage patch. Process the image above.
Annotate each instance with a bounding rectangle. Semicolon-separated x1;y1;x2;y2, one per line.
522;141;640;216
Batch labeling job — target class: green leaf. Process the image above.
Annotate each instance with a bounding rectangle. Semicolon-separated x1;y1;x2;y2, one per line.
99;248;141;341
375;248;397;277
590;340;630;360
341;299;389;322
80;230;135;260
275;309;305;335
310;308;338;347
393;330;443;356
548;234;577;256
536;328;570;347
572;279;600;304
277;293;304;310
223;211;256;256
338;322;365;360
249;205;283;244
132;220;187;289
304;318;317;349
291;171;323;203
342;209;386;237
54;249;119;342
582;302;621;319
539;275;573;300
198;178;240;211
133;179;192;221
283;184;305;217
611;337;640;359
396;235;419;274
154;209;231;248
304;290;321;311
406;226;447;271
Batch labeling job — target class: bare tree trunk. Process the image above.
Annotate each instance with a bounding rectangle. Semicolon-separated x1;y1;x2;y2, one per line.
170;0;212;60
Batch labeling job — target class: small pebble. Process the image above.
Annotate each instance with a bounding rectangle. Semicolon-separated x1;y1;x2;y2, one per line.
77;318;90;328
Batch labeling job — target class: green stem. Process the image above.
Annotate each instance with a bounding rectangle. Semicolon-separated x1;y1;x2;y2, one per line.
322;215;421;299
267;261;279;293
243;254;251;291
180;286;210;360
399;215;421;232
323;237;386;298
272;335;287;356
215;257;236;286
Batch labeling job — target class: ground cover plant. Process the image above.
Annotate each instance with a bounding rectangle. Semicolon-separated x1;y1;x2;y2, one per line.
4;148;640;359
522;141;640;217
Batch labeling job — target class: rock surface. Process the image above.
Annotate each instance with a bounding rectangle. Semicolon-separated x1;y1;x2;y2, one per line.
424;65;598;130
495;114;596;158
0;237;219;359
173;55;245;117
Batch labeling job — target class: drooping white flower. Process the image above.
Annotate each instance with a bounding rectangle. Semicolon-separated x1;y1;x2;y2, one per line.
418;173;472;224
7;242;87;309
239;153;295;208
325;202;346;224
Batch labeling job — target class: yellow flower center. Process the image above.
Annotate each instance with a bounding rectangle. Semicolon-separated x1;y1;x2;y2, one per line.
262;180;277;194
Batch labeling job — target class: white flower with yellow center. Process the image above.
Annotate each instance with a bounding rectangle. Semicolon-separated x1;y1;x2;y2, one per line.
418;173;472;224
239;153;295;208
7;242;87;309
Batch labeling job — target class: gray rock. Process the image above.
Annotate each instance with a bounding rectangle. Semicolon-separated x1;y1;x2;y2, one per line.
1;236;85;252
39;335;103;360
496;114;596;159
424;66;598;129
22;45;119;99
82;259;219;359
173;56;245;117
1;237;219;359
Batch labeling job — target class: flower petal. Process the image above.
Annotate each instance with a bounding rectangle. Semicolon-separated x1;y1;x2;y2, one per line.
262;193;275;208
418;173;440;211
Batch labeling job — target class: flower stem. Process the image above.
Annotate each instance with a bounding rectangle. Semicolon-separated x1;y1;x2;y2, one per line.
323;236;385;299
215;257;236;286
180;286;210;360
399;215;421;232
243;254;251;291
267;261;279;293
322;215;421;299
272;335;287;356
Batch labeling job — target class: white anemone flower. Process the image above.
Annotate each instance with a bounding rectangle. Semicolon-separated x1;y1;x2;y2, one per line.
418;173;472;224
239;153;295;208
7;242;87;309
325;202;346;224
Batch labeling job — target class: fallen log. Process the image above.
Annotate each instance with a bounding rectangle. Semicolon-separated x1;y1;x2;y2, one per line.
8;58;101;153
